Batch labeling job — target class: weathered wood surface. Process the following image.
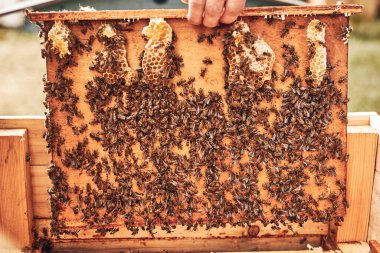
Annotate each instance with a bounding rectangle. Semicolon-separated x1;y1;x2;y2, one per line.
36;236;324;252
0;129;33;249
369;115;380;243
347;112;378;126
34;218;328;239
4;4;378;249
337;125;379;242
0;6;368;249
27;5;362;21
0;117;48;166
30;122;378;241
0;116;378;250
37;13;349;242
0;111;377;249
326;0;377;19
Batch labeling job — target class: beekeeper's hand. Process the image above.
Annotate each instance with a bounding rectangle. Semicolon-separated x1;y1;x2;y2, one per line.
182;0;246;28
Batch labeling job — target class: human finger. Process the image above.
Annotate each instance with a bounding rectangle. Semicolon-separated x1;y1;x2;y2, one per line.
220;0;246;24
187;0;206;25
203;0;226;28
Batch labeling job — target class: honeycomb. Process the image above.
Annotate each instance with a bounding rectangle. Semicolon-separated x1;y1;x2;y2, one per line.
226;20;275;88
101;24;117;38
307;19;326;86
94;24;136;85
47;21;72;58
141;18;173;85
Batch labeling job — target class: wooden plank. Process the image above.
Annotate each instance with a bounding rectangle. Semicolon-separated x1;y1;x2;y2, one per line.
30;165;50;219
326;0;378;20
40;14;348;241
0;116;50;166
369;116;380;242
2;125;377;247
337;126;379;242
34;218;328;239
0;129;33;249
33;235;323;252
27;125;380;247
348;112;378;126
369;171;380;241
27;5;363;21
370;240;380;253
33;240;376;253
228;242;373;253
0;124;374;249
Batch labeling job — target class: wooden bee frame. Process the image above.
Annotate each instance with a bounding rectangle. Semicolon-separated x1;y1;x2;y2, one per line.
26;5;364;252
1;113;379;253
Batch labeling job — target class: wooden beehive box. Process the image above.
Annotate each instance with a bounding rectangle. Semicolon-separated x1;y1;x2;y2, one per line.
26;5;362;252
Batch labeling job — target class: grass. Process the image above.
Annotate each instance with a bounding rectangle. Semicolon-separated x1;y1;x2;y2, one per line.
0;28;45;116
0;18;379;115
347;18;380;113
348;38;380;112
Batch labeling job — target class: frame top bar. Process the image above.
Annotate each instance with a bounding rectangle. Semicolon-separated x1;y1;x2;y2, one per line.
27;5;362;22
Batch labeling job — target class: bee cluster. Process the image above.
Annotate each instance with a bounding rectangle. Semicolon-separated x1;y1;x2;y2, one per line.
38;16;348;239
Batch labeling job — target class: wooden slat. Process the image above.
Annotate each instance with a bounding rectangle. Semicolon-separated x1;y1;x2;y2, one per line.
31;235;323;252
337;126;379;242
369;116;380;242
28;239;374;253
31;165;330;240
27;5;362;21
0;129;33;249
3;124;378;248
31;126;379;239
370;240;380;253
34;218;328;239
369;171;380;241
348;112;378;126
0;116;50;166
33;13;350;244
30;165;50;219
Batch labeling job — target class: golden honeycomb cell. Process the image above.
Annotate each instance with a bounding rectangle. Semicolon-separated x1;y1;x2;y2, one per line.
226;20;275;89
48;21;71;58
307;19;327;86
141;18;173;85
94;24;136;85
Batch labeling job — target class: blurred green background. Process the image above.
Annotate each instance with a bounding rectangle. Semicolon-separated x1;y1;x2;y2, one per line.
0;0;379;115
